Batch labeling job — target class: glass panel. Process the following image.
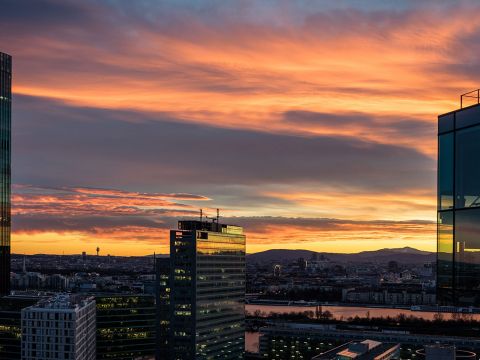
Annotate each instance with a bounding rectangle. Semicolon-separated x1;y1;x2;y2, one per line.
455;208;480;306
455;126;480;208
437;211;453;290
438;133;454;210
438;113;454;134
456;105;480;129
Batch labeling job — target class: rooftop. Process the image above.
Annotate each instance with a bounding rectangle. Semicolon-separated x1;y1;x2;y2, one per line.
177;220;243;234
27;294;94;311
313;339;399;360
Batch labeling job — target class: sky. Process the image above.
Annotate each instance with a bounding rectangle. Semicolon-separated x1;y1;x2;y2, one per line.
2;0;479;255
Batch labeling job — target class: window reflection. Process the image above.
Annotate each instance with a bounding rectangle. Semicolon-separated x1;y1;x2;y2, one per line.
437;211;453;290
438;133;454;210
456;127;480;209
455;208;480;305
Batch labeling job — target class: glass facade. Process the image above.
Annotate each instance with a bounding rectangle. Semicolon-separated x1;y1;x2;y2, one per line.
437;104;480;306
169;221;246;360
0;52;11;297
95;295;156;359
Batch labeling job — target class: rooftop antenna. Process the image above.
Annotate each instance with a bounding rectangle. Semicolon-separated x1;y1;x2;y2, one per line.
217;208;220;223
200;209;203;222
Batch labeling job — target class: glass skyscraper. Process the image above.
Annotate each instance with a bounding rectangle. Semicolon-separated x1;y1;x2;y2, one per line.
438;101;480;306
0;52;11;297
169;220;246;360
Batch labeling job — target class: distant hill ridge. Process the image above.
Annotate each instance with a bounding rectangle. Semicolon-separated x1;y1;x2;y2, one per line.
247;246;435;264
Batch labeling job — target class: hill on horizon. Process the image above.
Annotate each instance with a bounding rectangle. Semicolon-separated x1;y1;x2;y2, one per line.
247;246;435;264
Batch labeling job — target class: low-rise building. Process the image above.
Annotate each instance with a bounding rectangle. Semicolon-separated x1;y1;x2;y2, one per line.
313;339;400;360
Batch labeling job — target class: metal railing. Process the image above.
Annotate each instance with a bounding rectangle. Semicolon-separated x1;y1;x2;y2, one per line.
460;89;480;108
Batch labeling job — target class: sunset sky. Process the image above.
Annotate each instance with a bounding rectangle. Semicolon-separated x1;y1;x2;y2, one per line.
2;0;479;255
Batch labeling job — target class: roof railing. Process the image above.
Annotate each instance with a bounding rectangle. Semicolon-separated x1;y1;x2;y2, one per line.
461;89;480;108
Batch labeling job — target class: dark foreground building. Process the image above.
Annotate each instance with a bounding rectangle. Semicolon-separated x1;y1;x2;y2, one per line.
155;258;170;360
0;52;11;296
438;94;480;306
168;220;246;360
96;294;156;359
0;295;41;360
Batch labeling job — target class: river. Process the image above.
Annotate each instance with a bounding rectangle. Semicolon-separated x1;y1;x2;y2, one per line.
244;304;480;353
245;304;480;321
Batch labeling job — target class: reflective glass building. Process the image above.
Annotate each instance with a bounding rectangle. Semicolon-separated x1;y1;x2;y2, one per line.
0;52;11;297
169;220;246;360
438;102;480;306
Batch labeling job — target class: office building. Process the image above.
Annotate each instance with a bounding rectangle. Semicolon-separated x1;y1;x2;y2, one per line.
21;294;96;360
155;258;170;360
95;294;156;359
438;93;480;306
0;295;41;360
170;220;246;359
0;52;11;296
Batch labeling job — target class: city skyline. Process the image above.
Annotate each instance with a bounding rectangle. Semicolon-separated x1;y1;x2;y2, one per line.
3;1;480;255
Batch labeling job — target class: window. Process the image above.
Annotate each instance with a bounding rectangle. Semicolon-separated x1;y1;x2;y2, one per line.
456;126;480;208
455;208;480;305
437;211;453;304
456;105;480;129
438;113;454;134
438;133;454;210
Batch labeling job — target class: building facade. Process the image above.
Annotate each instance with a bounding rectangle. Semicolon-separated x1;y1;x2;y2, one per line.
0;52;11;297
438;102;480;306
169;220;246;360
95;294;156;359
21;294;96;360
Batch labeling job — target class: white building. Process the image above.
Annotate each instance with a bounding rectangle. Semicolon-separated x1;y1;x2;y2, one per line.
21;294;96;360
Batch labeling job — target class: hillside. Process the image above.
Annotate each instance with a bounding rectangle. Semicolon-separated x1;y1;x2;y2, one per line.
247;247;435;264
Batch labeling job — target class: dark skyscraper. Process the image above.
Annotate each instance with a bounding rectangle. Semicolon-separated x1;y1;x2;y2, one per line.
0;52;11;297
438;93;480;306
96;294;156;359
155;258;170;360
169;220;246;359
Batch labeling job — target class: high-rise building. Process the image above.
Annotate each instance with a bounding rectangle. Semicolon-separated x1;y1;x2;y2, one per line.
169;220;246;360
95;294;156;359
438;95;480;306
0;52;12;297
155;258;170;360
21;294;96;360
